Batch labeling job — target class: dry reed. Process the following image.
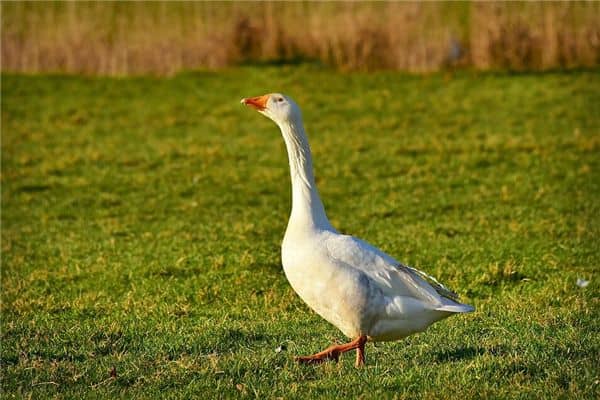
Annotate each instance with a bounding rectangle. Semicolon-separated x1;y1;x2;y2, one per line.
1;2;599;75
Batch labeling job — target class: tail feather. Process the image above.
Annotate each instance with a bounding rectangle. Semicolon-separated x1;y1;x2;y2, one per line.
436;303;475;313
403;264;460;302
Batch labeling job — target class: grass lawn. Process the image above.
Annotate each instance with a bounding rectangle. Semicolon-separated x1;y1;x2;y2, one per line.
2;66;599;399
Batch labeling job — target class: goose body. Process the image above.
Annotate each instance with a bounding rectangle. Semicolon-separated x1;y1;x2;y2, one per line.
242;93;473;365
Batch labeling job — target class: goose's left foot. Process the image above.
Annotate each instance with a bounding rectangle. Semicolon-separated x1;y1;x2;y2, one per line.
295;335;367;367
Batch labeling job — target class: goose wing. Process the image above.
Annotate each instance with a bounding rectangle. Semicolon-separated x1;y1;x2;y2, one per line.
324;234;459;304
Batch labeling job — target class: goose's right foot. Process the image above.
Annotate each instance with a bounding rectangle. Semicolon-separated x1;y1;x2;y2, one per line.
295;335;367;367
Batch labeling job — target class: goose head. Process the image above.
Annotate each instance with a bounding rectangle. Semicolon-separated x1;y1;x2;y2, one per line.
241;93;302;126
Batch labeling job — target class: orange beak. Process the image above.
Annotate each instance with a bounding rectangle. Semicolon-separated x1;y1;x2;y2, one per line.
242;95;269;111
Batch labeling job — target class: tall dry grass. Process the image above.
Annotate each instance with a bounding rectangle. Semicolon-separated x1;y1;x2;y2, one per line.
2;2;599;75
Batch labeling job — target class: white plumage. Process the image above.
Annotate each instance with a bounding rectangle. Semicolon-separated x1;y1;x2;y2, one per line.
242;93;474;366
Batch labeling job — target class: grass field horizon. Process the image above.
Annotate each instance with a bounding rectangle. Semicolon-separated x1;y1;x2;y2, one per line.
2;66;599;398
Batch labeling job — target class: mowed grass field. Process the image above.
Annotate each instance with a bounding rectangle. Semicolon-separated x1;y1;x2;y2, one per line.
2;67;599;399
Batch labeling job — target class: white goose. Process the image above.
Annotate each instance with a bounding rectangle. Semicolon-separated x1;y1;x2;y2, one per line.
241;93;474;367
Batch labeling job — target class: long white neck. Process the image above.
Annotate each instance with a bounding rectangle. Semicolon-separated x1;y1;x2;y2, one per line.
278;119;332;231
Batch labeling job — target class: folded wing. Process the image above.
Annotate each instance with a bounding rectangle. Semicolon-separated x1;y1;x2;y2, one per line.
325;234;461;307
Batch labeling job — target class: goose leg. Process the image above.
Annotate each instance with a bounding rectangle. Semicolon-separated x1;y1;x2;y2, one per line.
355;338;366;367
295;335;368;366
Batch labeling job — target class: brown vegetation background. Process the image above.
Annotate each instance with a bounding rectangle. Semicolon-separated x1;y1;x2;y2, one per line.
2;1;599;76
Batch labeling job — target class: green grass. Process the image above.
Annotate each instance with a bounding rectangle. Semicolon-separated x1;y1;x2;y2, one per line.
2;66;599;399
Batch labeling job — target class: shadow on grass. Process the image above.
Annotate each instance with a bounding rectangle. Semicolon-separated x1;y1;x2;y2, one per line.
434;344;508;363
16;184;52;193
